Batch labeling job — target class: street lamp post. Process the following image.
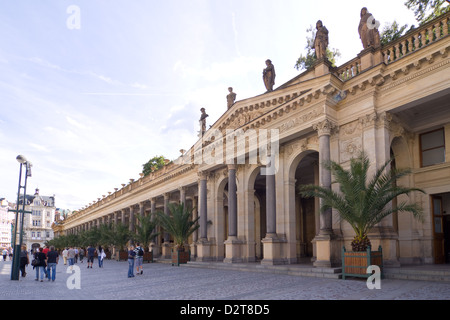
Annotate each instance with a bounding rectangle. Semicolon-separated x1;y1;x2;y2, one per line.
10;155;32;280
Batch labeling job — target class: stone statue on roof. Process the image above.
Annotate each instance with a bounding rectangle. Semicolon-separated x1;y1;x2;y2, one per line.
263;59;275;93
199;107;209;137
227;87;236;109
314;20;329;60
358;7;381;49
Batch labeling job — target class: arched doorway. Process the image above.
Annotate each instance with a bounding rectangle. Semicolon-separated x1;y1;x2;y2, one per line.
216;177;229;261
287;150;319;263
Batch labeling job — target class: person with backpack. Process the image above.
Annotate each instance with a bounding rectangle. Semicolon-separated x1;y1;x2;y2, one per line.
134;243;144;275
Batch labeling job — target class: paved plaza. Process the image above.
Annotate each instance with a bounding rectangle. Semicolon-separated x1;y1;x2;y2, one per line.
1;258;450;302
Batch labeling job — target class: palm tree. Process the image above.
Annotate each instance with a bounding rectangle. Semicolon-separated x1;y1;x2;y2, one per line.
299;150;425;251
156;202;199;251
110;222;131;252
133;214;159;251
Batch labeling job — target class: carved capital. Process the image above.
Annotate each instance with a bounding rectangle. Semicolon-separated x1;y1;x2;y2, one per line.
313;119;338;137
197;170;209;180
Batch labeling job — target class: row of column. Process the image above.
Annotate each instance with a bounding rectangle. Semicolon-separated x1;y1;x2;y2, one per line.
66;118;335;265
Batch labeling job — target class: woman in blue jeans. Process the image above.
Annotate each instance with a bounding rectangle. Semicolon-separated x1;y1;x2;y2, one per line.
34;248;47;282
127;245;136;278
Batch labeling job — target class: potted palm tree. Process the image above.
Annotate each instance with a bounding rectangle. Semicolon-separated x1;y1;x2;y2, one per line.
156;202;200;266
299;150;424;278
110;222;131;261
134;214;159;263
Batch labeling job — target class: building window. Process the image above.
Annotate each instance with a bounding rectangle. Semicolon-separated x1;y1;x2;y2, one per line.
420;128;445;167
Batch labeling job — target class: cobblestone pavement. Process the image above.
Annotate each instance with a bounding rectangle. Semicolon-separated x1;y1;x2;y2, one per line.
1;259;450;301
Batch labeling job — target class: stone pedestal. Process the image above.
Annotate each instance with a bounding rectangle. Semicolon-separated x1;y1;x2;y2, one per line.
162;243;172;259
261;235;287;265
189;242;197;260
369;226;401;267
313;233;339;268
313;58;333;77
150;242;160;258
196;239;212;262
358;47;383;71
224;237;243;263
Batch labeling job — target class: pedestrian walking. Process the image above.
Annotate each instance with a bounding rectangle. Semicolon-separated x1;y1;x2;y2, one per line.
2;248;7;261
62;247;68;265
34;248;47;282
87;245;95;268
134;243;144;275
74;247;78;263
79;247;84;263
127;245;136;278
46;246;59;282
67;246;75;270
19;245;29;277
98;246;106;268
42;246;49;278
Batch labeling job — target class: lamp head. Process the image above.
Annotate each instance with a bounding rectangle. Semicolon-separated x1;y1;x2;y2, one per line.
16;155;27;164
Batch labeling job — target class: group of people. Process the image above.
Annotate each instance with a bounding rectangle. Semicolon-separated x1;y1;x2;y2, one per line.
127;243;145;278
61;246;106;269
27;245;59;282
10;243;148;281
2;248;13;261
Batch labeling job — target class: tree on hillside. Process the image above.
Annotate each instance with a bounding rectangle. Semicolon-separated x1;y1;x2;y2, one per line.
294;25;341;71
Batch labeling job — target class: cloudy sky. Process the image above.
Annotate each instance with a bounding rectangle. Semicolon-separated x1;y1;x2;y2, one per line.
0;0;422;210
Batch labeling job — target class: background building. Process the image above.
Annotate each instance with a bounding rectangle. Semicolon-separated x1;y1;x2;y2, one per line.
19;188;56;252
0;199;14;250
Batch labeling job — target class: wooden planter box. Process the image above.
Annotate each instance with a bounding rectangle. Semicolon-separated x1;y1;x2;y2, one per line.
171;249;190;266
342;245;383;280
143;251;153;263
119;251;128;261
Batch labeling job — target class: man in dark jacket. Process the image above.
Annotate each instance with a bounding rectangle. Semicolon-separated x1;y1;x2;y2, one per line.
46;246;59;282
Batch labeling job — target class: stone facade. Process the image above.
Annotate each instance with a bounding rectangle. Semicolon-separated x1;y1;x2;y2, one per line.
55;12;450;267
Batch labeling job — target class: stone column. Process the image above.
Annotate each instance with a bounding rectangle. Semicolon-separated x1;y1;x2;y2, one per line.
190;196;198;259
261;161;286;265
149;197;160;257
224;164;242;263
228;165;237;237
139;202;145;227
199;173;208;240
162;193;171;259
197;171;211;261
129;205;135;233
312;118;338;267
179;186;186;205
266;172;276;236
121;209;125;225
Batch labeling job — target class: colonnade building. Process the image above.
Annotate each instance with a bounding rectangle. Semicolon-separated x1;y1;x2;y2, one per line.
54;12;450;267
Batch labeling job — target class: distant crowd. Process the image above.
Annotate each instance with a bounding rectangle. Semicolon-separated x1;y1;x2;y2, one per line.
6;243;147;282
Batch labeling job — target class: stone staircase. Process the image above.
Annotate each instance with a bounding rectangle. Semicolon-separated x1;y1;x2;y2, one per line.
178;261;450;282
181;261;342;279
383;265;450;282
